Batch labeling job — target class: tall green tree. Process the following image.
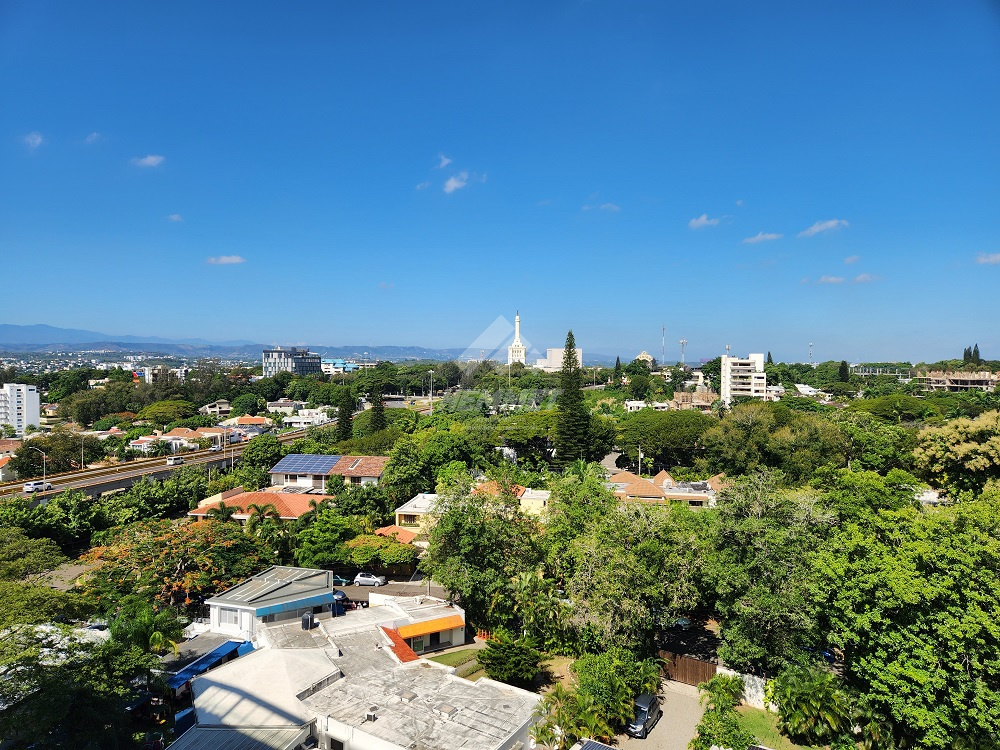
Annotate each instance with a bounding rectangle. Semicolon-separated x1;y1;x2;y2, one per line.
838;360;850;382
554;330;589;467
767;351;774;365
368;385;388;433
335;387;356;442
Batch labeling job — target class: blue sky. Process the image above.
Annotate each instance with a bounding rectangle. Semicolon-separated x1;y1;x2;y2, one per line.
2;1;998;363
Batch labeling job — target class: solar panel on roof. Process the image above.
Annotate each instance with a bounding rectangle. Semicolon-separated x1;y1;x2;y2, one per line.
269;454;341;474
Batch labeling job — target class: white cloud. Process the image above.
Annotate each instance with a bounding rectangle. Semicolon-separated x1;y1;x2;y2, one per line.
976;253;1000;265
800;277;810;284
736;199;744;207
207;255;246;265
583;202;620;212
131;154;165;167
415;181;431;191
743;231;782;244
85;132;101;144
844;255;860;264
852;273;877;283
799;219;849;237
443;171;469;193
23;132;43;150
689;213;721;229
437;153;452;169
378;281;396;290
817;275;845;284
167;214;183;222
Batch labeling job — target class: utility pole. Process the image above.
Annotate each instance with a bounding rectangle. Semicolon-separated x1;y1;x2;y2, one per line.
661;324;665;369
679;338;688;365
809;342;814;366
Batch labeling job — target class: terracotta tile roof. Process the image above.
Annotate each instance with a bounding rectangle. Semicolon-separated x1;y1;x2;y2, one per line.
472;480;527;498
330;455;390;478
375;525;418;544
608;471;667;499
0;439;21;453
396;614;465;640
187;491;332;520
380;626;420;663
236;416;270;426
0;456;10;469
707;473;728;492
653;469;675;486
162;427;200;438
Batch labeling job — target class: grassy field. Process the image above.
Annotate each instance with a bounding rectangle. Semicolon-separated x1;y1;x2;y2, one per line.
427;648;479;668
737;707;819;750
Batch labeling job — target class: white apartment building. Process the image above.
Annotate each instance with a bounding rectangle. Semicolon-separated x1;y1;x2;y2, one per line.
535;347;584;373
262;347;322;378
0;383;41;436
720;353;768;406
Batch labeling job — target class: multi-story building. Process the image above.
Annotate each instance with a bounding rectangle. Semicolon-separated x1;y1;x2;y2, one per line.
507;312;526;365
535;347;583;373
720;353;768;406
262;347;322;378
0;383;41;436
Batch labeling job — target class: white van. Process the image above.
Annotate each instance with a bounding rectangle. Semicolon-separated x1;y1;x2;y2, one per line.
23;481;54;493
166;456;185;466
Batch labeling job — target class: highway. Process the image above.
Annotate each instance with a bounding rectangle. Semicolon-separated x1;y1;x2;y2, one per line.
0;429;309;500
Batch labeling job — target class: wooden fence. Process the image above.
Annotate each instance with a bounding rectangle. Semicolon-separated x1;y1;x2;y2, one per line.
658;649;717;687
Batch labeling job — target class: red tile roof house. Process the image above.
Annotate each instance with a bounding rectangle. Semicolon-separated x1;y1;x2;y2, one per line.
188;490;333;523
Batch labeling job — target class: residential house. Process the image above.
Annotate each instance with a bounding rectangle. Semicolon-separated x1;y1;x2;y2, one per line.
283;408;331;429
375;525;419;545
269;454;390;490
266;398;307;414
0;456;14;483
472;479;551;516
189;490;332;524
625;400;672;413
0;438;20;458
394;492;439;529
606;470;718;508
234;415;272;434
199;399;232;418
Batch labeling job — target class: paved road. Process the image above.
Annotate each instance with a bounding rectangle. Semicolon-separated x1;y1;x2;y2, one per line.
618;680;704;750
1;429;308;499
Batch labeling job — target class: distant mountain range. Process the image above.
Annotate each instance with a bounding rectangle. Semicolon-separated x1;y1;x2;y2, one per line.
0;323;618;365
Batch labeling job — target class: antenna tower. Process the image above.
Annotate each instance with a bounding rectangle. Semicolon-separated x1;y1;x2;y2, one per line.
661;324;665;367
679;337;688;365
809;342;814;365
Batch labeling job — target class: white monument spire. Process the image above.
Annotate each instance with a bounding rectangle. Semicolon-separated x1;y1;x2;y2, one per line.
508;310;526;365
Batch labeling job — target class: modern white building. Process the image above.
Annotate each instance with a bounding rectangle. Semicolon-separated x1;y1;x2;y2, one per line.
720;353;768;406
263;347;323;378
507;312;527;365
535;347;583;373
0;383;40;437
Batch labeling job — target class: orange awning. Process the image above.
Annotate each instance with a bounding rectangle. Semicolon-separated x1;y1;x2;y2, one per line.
396;615;465;639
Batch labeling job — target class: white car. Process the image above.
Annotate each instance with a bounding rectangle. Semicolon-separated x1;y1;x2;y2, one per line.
353;572;387;587
23;481;54;493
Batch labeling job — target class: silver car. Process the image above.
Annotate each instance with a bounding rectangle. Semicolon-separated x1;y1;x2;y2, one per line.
353;572;387;587
23;481;54;493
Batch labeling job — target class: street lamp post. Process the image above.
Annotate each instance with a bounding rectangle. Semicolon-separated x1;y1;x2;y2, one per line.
428;369;434;415
28;446;47;486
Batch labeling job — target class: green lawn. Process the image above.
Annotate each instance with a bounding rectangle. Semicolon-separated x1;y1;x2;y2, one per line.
737;707;819;750
428;648;479;668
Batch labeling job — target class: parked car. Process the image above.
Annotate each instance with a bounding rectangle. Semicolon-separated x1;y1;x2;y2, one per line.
331;588;349;604
353;572;387;587
626;693;662;739
166;456;185;466
208;445;222;452
23;480;54;493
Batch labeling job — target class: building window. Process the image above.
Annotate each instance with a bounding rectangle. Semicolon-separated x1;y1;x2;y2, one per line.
220;608;239;626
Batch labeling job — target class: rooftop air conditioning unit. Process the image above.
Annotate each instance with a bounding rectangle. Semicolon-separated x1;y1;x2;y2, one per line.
365;706;378;722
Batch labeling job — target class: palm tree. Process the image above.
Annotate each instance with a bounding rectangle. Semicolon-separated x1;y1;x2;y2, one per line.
205;501;238;522
773;664;854;745
245;502;280;536
110;602;184;656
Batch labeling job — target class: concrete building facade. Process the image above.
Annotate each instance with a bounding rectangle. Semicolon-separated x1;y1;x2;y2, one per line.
263;347;323;378
720;353;768;406
0;383;41;437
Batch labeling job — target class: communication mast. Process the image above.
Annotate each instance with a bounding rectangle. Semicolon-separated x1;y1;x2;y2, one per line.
679;338;688;365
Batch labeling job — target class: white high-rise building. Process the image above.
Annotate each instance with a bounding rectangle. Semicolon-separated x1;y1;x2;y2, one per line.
262;347;322;378
535;347;583;373
0;383;41;436
507;312;526;365
720;353;768;406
